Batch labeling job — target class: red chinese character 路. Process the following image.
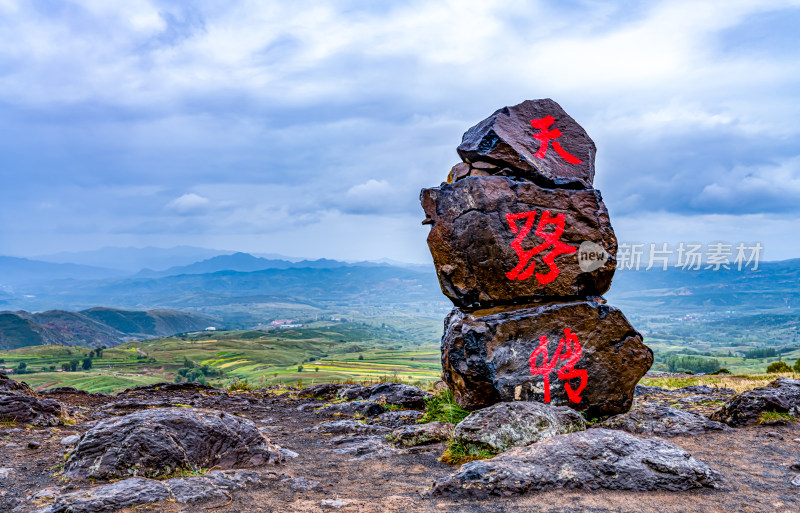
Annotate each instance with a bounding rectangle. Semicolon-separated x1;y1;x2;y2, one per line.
506;210;577;285
529;328;587;404
530;115;582;164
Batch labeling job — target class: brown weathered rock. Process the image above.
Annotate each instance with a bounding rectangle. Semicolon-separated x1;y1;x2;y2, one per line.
457;98;596;188
0;371;34;397
64;407;281;480
0;395;65;425
441;300;651;417
421;176;616;307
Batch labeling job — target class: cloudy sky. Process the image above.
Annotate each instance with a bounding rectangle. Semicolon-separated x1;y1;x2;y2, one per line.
1;0;799;264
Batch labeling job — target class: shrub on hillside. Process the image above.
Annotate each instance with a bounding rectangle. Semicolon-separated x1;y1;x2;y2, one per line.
666;355;720;374
766;361;792;373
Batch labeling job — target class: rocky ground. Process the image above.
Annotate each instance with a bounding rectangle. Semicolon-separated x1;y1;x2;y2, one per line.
1;376;799;513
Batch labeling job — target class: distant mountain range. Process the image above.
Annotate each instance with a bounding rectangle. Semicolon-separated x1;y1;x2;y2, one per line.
607;258;800;315
0;249;441;312
32;246;237;272
0;256;125;288
134;253;381;278
0;308;216;350
1;247;798;323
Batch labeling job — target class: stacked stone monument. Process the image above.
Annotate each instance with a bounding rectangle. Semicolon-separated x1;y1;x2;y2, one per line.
421;99;652;418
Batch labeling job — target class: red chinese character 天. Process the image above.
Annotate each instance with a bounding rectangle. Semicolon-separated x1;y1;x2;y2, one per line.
506;210;577;285
529;328;587;404
530;115;582;164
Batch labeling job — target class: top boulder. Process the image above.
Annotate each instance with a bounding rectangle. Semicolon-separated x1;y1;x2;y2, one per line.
457;99;595;188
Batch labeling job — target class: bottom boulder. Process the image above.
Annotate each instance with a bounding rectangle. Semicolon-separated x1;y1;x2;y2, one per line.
64;407;282;480
441;301;652;417
431;428;720;497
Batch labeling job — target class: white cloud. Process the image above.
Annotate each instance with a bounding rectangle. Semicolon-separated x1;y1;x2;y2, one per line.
165;193;210;215
1;1;800;260
695;155;800;211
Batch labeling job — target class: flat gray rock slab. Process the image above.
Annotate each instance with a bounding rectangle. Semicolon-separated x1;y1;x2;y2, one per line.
314;400;384;417
454;401;585;453
165;476;229;503
28;470;265;512
387;421;454;447
432;428;720;498
598;405;729;437
47;477;170;513
313;419;391;435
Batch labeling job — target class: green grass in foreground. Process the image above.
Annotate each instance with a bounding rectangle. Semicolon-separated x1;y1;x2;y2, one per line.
418;388;470;425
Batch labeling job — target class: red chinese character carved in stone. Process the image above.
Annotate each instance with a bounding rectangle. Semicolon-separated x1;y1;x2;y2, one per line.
530;115;582;164
506;210;577;285
529;328;587;404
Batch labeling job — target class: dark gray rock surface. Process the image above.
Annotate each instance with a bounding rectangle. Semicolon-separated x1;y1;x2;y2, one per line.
0;371;35;397
165;475;230;503
366;383;431;409
0;395;65;426
453;402;585;453
598;405;729;437
329;383;430;409
432;428;720;497
314;400;385;417
312;419;391;435
330;434;401;460
64;407;281;479
47;477;170;513
711;378;800;426
374;409;424;428
387;421;454;447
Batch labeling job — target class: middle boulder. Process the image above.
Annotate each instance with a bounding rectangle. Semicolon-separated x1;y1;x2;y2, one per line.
422;175;616;307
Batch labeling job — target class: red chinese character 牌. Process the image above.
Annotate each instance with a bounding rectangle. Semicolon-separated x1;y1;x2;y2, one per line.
530;115;582;164
506;210;577;285
529;328;587;404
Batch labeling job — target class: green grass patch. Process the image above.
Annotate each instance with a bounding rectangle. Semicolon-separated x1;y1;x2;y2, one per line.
758;411;797;424
439;440;494;465
419;388;470;425
226;378;256;392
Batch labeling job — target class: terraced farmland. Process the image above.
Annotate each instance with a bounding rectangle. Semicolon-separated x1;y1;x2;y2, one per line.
0;322;444;393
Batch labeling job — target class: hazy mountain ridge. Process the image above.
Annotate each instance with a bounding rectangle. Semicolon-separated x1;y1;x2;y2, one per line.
133;253;379;278
607;259;800;314
0;308;216;350
3;248;799;320
33;246;236;272
0;256;125;288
